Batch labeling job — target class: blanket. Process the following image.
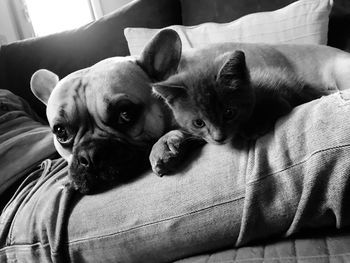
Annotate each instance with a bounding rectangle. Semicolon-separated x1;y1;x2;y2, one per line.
0;89;56;195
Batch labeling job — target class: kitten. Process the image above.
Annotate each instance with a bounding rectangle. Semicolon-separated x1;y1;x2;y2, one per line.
152;50;328;144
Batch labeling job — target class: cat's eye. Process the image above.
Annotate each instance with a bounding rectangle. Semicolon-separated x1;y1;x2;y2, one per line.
193;119;205;128
53;124;71;144
224;108;238;121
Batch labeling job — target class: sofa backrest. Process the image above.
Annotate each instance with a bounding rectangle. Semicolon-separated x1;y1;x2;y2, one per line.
1;0;350;119
0;0;181;119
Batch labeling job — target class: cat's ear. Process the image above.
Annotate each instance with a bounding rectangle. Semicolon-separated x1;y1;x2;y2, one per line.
137;29;182;81
217;50;249;88
152;83;187;104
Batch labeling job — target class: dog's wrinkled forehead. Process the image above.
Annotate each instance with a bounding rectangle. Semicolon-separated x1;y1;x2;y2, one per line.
46;56;155;141
46;69;87;126
86;57;153;125
88;57;151;97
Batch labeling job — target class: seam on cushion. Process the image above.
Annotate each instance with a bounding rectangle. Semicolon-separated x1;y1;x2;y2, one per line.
210;253;350;262
64;194;245;245
237;21;327;34
233;244;238;262
233;29;325;42
325;237;330;263
228;13;329;30
292;239;297;263
2;240;350;261
263;243;266;261
247;143;350;185
279;32;324;42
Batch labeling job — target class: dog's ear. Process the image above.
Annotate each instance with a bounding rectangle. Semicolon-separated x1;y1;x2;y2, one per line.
138;29;182;81
152;83;187;105
30;69;59;105
217;50;249;89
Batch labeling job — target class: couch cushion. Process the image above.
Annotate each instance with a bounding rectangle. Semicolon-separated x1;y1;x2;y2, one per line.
124;0;331;56
0;0;182;120
175;228;350;263
2;90;350;262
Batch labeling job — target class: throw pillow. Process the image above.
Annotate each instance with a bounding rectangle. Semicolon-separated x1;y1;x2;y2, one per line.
124;0;332;56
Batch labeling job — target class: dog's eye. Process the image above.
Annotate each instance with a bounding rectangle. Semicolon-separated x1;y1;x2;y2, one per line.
193;119;205;128
110;99;142;128
53;125;70;143
118;110;132;125
223;108;238;121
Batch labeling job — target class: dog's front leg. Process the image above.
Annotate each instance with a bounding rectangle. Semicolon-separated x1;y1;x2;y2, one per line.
149;129;194;176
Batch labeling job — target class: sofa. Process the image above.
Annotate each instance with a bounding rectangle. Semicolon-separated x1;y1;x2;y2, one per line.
1;0;350;262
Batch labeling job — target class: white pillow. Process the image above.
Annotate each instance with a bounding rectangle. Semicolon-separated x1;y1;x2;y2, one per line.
124;0;332;56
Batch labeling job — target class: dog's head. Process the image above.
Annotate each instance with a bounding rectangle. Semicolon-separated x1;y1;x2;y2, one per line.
30;29;182;193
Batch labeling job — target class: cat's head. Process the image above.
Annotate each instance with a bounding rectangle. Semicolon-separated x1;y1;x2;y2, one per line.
153;50;256;144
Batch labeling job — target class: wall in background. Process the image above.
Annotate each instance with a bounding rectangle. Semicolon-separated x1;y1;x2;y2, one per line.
100;0;133;14
0;0;133;45
0;0;20;44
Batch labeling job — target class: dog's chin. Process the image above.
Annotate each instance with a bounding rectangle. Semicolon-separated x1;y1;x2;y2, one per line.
68;164;121;194
68;145;150;194
69;159;148;194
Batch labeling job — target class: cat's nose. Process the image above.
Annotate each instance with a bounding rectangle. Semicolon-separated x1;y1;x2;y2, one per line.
215;137;226;143
212;132;226;144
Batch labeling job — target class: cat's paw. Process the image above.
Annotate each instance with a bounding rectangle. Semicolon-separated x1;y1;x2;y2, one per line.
149;130;188;176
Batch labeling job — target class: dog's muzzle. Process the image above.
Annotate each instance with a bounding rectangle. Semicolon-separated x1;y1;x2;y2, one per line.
69;139;150;194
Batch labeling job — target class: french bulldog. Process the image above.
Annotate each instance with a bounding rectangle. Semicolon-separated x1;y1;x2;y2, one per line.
148;29;350;176
30;30;181;193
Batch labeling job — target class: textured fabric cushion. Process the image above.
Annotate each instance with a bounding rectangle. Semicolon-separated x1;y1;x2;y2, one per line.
124;0;332;56
2;91;350;262
175;228;350;263
0;89;56;195
0;0;181;120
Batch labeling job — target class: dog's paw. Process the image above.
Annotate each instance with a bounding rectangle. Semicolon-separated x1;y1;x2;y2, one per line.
149;130;188;176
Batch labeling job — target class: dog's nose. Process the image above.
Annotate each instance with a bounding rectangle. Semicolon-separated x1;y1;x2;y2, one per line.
78;151;92;168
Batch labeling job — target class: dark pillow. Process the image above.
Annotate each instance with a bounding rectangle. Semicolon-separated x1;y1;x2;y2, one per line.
180;0;295;25
328;0;350;52
0;0;181;119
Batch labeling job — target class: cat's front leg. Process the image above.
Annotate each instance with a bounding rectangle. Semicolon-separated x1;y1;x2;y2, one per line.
149;129;192;176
